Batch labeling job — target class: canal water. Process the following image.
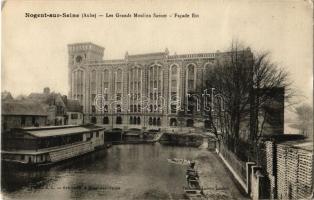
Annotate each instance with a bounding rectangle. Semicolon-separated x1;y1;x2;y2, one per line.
2;144;205;200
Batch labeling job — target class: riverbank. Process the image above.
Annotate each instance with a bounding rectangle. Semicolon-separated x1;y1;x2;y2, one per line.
194;150;249;200
111;140;155;145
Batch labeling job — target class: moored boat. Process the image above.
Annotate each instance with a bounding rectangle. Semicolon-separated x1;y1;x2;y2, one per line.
167;158;191;165
1;124;106;167
184;161;204;199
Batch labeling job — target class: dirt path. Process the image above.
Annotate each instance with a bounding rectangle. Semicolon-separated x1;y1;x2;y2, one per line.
194;149;249;200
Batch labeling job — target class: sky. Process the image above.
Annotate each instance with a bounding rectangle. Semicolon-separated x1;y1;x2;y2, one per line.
2;0;313;107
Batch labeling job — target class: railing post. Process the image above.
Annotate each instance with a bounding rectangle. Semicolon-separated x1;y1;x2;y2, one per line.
246;162;255;195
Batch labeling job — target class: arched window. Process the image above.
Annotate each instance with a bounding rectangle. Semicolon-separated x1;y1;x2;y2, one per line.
116;116;122;124
137;68;141;90
171;65;177;75
150;105;153;112
153;118;157;126
188;64;195;76
157;118;161;126
171;80;177;88
73;70;84;103
149;117;153;125
187;64;195;91
130;105;134;112
134;105;137;112
137;117;141;125
186;119;194;127
116;69;123;91
103;117;109;124
91;70;97;93
129;116;133;124
170;118;177;126
103;69;109;89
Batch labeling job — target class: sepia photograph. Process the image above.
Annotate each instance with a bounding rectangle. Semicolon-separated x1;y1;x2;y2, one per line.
1;0;313;199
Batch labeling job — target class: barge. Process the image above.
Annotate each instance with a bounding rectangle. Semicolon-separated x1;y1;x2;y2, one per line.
2;124;106;166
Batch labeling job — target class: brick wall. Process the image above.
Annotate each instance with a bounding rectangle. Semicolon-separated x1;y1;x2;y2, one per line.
276;144;313;199
265;141;277;199
258;140;313;200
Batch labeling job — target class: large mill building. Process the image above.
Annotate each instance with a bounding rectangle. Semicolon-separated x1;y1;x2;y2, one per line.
68;42;253;132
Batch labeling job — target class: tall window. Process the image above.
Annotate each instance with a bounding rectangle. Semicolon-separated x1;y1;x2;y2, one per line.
172;66;177;75
91;70;96;93
104;105;108;112
149;117;153;125
171;92;177;101
91;117;97;124
188;65;195;76
103;117;109;124
187;64;195;91
170;65;178;114
116;69;122;92
188;80;194;90
116;104;121;112
171;105;177;113
103;69;109;90
21;116;26;126
92;105;96;113
116;93;122;101
171;80;177;88
32;116;36;125
116;116;122;124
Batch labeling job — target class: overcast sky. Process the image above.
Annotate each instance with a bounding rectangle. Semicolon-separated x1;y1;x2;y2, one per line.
2;0;313;106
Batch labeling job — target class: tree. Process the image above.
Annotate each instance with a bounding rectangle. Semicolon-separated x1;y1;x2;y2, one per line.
250;51;292;142
204;41;292;156
1;91;13;101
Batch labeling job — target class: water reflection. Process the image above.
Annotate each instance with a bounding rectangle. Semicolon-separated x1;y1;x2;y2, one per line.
2;144;199;200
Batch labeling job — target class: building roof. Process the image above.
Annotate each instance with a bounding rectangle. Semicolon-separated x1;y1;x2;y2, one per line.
28;92;66;107
278;140;313;152
28;93;47;101
28;127;90;138
1;91;13;101
2;100;47;116
18;124;105;138
66;99;82;112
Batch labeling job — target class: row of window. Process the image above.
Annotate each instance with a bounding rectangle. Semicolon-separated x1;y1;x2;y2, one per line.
92;104;166;113
91;116;162;126
20;116;39;127
130;116;140;125
91;104;196;114
92;92;169;101
74;64;195;95
169;118;194;127
70;113;82;119
91;116;204;128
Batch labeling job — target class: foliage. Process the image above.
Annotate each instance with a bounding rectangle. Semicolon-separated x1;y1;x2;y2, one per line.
203;41;292;155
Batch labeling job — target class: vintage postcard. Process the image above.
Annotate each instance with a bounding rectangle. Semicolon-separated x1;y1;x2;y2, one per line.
1;0;313;199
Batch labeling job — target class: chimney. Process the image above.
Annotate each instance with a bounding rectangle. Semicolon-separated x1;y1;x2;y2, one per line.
43;87;50;94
